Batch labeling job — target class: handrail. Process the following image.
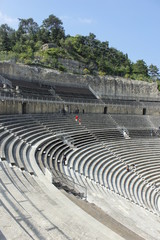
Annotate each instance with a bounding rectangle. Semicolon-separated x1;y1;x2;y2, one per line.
0;75;12;88
51;168;87;199
51;168;73;182
0;93;105;105
102;94;160;102
1;90;160;108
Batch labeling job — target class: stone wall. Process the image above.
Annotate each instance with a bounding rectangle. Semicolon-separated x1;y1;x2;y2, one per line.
58;58;85;74
0;100;22;114
0;97;160;115
0;62;159;99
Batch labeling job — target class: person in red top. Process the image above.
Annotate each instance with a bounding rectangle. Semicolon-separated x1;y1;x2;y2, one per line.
75;115;78;121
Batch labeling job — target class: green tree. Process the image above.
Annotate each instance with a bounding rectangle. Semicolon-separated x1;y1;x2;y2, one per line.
1;13;159;83
18;18;39;35
12;18;39;59
42;14;65;45
148;64;159;80
0;24;15;51
37;27;50;43
132;60;148;76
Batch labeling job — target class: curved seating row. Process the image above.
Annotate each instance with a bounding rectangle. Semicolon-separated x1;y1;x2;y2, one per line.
110;114;152;129
32;121;160;216
0;158;113;240
0;113;160;218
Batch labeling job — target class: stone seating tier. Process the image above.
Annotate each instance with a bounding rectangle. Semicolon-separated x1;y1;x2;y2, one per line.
0;113;160;240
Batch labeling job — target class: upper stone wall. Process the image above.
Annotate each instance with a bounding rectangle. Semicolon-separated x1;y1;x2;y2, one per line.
0;61;159;98
58;58;85;74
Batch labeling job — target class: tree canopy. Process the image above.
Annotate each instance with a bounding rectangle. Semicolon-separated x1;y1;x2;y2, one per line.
0;14;159;82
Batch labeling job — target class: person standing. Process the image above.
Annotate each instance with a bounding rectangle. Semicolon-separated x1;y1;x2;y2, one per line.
126;165;129;172
62;154;67;166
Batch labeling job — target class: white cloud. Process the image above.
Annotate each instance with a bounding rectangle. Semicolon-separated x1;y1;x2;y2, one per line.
60;15;94;25
0;11;18;28
78;18;94;24
60;15;72;21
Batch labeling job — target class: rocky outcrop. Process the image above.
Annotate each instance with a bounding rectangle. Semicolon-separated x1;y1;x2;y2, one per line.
58;58;85;74
0;61;159;98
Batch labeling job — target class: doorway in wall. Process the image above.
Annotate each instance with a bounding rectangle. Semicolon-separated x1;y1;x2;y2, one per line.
143;108;146;115
22;102;27;114
104;106;107;114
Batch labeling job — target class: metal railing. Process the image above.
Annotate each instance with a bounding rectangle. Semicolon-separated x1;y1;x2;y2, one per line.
51;169;87;199
1;89;160;108
0;74;12;88
102;94;160;102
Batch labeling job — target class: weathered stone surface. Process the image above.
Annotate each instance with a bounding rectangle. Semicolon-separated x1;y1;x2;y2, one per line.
58;58;85;74
0;61;159;98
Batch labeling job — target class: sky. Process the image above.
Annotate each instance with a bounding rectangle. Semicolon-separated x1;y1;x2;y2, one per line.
0;0;160;68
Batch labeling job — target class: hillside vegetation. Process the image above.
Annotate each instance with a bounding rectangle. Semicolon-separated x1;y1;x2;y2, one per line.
0;14;159;84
